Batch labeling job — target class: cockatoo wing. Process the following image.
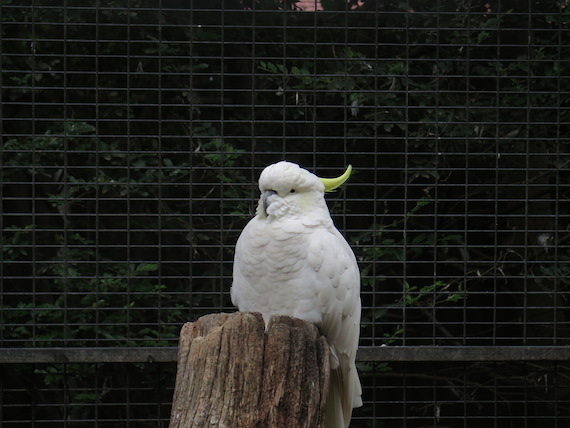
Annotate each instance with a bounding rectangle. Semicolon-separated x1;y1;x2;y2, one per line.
307;226;362;428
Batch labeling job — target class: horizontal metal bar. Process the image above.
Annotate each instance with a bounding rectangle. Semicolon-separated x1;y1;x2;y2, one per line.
0;347;178;364
357;346;570;362
1;346;569;364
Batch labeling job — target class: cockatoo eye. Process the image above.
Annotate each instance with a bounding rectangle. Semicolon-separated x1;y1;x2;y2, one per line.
290;189;296;193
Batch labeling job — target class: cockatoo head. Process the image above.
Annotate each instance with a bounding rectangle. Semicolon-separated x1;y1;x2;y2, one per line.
256;161;352;220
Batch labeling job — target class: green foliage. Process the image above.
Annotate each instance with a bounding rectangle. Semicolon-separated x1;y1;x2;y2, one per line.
403;280;465;306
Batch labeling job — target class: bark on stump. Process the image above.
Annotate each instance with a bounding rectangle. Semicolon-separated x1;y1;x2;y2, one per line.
169;312;330;428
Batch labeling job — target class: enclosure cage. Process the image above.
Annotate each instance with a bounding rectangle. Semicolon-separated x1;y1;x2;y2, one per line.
1;0;570;426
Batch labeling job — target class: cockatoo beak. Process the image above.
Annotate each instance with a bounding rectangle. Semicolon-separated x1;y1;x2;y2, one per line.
262;189;277;215
318;165;353;192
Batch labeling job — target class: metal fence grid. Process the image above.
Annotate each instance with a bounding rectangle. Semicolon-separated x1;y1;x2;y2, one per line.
1;0;570;426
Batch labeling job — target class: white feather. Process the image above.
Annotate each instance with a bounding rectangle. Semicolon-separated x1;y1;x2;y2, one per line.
231;161;362;428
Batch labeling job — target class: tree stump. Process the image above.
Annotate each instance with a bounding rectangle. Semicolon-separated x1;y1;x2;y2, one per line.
169;312;330;428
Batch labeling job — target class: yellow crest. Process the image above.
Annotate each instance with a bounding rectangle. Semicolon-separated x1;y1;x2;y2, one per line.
318;165;353;192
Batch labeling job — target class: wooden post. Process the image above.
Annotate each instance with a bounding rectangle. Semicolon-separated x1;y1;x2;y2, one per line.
169;312;330;428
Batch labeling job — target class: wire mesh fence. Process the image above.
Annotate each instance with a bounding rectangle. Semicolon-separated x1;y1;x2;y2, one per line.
1;0;569;426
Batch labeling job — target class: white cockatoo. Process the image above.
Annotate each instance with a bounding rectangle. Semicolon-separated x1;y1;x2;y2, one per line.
231;161;362;428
